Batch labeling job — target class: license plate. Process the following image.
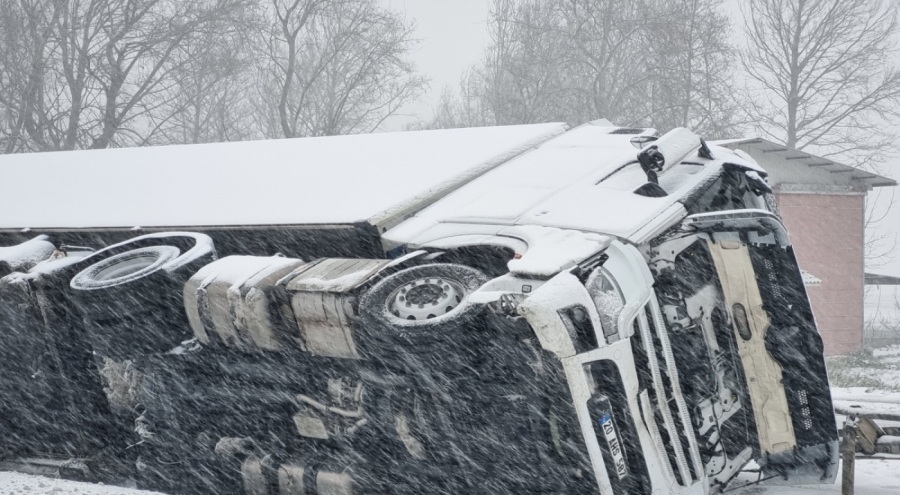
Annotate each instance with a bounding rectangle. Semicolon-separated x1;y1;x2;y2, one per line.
599;414;629;480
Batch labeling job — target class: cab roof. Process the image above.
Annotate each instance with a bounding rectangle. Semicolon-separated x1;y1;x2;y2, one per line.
384;124;760;246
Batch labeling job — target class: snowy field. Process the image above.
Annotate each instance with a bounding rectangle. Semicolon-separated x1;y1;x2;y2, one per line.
827;344;900;391
0;472;163;495
2;456;898;495
732;457;900;494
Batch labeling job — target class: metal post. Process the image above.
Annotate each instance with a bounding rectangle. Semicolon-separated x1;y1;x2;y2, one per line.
842;416;858;495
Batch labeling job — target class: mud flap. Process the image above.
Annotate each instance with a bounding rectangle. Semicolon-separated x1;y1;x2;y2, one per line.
707;239;797;456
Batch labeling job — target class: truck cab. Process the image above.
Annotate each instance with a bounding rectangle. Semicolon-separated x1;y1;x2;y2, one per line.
370;123;838;493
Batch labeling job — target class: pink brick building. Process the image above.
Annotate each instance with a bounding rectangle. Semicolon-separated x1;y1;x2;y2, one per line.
720;139;895;355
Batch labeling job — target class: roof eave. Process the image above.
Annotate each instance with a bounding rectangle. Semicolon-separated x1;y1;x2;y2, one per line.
711;137;897;190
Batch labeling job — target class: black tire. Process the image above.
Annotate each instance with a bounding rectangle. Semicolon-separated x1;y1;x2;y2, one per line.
358;263;487;354
70;233;216;360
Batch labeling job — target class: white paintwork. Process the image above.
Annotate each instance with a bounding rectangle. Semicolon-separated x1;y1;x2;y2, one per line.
414;225;611;279
518;271;604;359
0;123;566;230
567;323;708;495
418;233;528;254
384;127;760;247
652;127;702;174
503;226;610;277
468;272;547;305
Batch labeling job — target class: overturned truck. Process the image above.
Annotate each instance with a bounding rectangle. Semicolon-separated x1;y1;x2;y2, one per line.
0;122;838;494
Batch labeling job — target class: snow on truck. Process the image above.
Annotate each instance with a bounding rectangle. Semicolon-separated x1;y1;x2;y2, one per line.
0;121;838;495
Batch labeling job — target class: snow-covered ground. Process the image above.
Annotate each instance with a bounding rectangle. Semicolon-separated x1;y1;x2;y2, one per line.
873;345;900;358
732;457;900;494
3;457;898;495
833;387;900;418
826;344;900;391
0;472;162;495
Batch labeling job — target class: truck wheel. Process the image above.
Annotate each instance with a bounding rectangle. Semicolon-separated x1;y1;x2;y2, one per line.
70;246;180;290
358;263;487;352
70;233;216;360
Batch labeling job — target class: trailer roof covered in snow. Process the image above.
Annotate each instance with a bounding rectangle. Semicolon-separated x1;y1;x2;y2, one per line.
0;123;566;230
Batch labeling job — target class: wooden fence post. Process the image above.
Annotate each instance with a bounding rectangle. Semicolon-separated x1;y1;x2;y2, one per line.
842;416;858;495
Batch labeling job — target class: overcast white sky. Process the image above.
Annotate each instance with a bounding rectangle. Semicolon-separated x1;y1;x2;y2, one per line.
381;0;493;122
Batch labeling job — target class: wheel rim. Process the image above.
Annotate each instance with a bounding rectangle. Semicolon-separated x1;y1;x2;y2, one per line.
94;253;162;281
71;246;180;290
387;277;464;321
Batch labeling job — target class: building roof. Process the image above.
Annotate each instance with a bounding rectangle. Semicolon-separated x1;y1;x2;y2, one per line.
866;272;900;286
714;138;897;190
0;123;566;230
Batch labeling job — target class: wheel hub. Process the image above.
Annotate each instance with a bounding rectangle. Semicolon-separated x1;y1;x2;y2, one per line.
388;277;464;321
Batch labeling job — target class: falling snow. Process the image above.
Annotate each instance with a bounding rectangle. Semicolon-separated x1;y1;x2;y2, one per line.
0;123;895;495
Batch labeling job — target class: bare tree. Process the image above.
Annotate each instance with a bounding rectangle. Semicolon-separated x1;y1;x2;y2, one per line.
85;0;256;149
481;0;572;125
641;0;742;136
411;74;498;130
0;0;440;150
0;0;63;153
742;0;900;165
410;0;569;130
0;0;263;152
258;0;426;138
865;187;897;269
476;0;648;126
146;2;262;144
424;0;741;137
555;0;654;126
